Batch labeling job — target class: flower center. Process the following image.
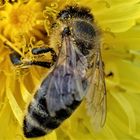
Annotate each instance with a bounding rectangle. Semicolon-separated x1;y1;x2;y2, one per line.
10;9;29;26
9;2;39;32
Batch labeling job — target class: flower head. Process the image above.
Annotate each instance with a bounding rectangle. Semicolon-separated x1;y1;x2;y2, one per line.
0;0;140;140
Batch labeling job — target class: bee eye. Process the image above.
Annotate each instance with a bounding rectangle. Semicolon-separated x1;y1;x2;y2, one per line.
73;21;96;41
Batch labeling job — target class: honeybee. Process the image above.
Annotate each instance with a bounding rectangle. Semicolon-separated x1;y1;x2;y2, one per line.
5;5;107;138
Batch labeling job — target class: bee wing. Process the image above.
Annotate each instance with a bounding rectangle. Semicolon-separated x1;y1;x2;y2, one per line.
85;47;107;130
39;36;87;116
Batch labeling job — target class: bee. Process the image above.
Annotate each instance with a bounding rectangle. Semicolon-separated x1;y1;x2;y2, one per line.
6;5;107;138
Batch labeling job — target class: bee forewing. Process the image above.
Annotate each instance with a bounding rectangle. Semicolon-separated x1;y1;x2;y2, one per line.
44;35;88;115
85;48;107;131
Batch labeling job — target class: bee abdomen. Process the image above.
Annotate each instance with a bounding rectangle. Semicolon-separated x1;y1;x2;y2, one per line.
23;95;81;138
23;98;51;138
55;99;81;121
23;114;46;138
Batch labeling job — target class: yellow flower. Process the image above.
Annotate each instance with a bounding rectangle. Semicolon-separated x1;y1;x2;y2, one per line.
0;0;140;140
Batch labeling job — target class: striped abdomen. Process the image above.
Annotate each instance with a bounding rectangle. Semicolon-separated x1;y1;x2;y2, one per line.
23;65;88;138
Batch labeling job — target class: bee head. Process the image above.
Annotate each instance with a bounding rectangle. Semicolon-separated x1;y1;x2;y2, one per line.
57;5;94;22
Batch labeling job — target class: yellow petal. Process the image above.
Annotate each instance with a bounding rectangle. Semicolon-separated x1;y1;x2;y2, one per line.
6;76;23;126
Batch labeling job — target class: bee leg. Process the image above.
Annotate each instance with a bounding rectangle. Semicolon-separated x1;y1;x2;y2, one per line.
29;61;54;68
10;47;57;68
30;47;57;68
10;52;54;68
106;71;114;77
31;47;57;62
9;52;23;65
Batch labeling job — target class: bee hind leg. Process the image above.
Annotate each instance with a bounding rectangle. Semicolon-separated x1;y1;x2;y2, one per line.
10;47;57;68
31;47;57;63
9;52;23;65
30;47;57;68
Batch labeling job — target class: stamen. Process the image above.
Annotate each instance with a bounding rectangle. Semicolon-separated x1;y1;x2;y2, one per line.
0;34;24;57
